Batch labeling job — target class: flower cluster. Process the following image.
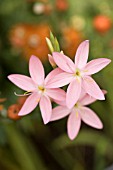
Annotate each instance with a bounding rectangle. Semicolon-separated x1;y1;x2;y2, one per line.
8;40;111;140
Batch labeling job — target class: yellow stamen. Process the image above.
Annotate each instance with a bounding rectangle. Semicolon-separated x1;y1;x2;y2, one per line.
85;77;93;83
76;112;78;118
76;77;81;83
84;70;88;72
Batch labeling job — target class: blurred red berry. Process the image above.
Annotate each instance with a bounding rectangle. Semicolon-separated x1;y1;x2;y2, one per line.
7;104;21;120
93;15;112;33
55;0;69;11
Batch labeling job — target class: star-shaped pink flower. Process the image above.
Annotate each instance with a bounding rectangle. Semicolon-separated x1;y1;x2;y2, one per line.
8;55;65;124
50;90;104;140
47;40;111;109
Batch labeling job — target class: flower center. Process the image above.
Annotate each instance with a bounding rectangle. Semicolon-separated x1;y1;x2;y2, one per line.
74;102;79;108
76;70;80;76
74;102;82;108
38;86;45;93
74;69;81;77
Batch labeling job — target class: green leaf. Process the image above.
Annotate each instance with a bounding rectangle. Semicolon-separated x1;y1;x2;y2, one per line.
4;123;47;170
51;129;113;156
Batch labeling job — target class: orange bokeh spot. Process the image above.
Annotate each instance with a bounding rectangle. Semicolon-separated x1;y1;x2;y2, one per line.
9;24;51;63
61;27;83;59
93;15;112;33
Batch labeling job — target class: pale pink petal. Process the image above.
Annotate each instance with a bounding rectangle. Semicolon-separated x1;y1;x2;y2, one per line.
78;88;105;105
75;40;89;69
39;95;52;124
83;76;105;100
18;92;39;116
46;88;66;101
80;107;103;129
46;72;74;88
66;79;81;109
84;58;111;75
29;55;45;85
80;94;97;105
67;111;81;140
53;52;75;73
102;89;107;95
8;74;36;91
50;106;70;121
45;68;63;85
53;99;66;106
78;88;86;101
80;89;106;105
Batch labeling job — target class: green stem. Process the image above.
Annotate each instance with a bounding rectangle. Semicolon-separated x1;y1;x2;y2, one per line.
4;123;47;170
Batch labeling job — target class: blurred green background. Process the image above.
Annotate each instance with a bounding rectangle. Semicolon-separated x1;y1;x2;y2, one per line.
0;0;113;169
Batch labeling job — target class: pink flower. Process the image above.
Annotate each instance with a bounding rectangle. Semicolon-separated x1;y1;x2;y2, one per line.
8;55;65;124
50;90;104;140
47;40;111;109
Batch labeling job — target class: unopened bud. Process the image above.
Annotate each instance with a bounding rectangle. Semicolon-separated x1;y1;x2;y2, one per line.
60;50;64;54
54;37;60;52
46;37;54;53
48;54;56;68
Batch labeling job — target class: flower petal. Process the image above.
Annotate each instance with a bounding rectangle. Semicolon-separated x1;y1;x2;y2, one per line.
75;40;89;69
83;76;105;100
66;79;81;109
78;88;86;101
80;93;97;106
67;111;81;140
29;55;45;85
46;72;74;88
84;58;111;75
18;92;39;116
46;88;66;101
80;89;106;105
80;107;103;129
53;99;66;106
50;106;70;121
45;68;63;85
39;95;52;124
53;52;75;73
8;74;36;91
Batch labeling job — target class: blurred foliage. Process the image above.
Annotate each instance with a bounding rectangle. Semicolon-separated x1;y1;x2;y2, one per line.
0;0;113;170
